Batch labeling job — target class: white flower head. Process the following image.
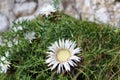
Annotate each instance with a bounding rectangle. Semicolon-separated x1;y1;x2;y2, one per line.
46;39;82;73
40;4;56;17
7;41;13;47
13;27;17;32
25;32;36;43
1;56;6;61
0;56;10;73
5;51;9;58
0;60;10;73
17;26;23;30
13;26;23;32
13;38;18;45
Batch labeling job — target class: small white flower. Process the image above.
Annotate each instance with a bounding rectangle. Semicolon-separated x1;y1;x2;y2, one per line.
25;32;36;43
7;41;13;47
13;26;23;32
13;38;18;45
17;26;23;30
40;4;56;17
0;60;10;73
1;56;6;61
13;27;17;32
0;56;10;73
5;51;9;58
46;39;81;73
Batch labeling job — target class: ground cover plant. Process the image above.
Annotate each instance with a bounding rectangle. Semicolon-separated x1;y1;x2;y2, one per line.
0;11;120;80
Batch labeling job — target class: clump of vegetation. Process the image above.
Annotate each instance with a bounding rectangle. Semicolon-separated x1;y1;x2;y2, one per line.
0;12;120;80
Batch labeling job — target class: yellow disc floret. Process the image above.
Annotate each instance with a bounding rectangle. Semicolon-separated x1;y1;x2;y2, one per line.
57;49;71;62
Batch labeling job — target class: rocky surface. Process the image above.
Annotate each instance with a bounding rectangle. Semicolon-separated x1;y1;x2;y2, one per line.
13;2;37;17
0;0;120;32
0;14;9;32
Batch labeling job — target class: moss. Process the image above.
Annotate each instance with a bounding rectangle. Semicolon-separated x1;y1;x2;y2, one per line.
0;12;120;80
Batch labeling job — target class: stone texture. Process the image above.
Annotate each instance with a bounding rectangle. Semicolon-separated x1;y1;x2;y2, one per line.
61;0;80;19
13;2;37;17
95;7;110;23
0;0;15;26
0;0;14;14
0;14;9;32
37;0;53;6
15;0;27;3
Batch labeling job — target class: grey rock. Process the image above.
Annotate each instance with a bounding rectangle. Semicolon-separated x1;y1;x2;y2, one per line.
0;14;9;32
95;7;110;23
0;0;15;30
0;0;14;14
15;0;27;3
13;2;37;17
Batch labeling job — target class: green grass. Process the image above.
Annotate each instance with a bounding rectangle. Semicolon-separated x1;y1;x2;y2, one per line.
0;12;120;80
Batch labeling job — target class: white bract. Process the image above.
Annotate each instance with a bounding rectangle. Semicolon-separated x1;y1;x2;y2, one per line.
40;4;56;17
46;39;81;73
25;32;36;43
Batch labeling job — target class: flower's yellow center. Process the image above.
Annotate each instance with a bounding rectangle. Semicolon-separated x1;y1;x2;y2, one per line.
56;49;71;62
